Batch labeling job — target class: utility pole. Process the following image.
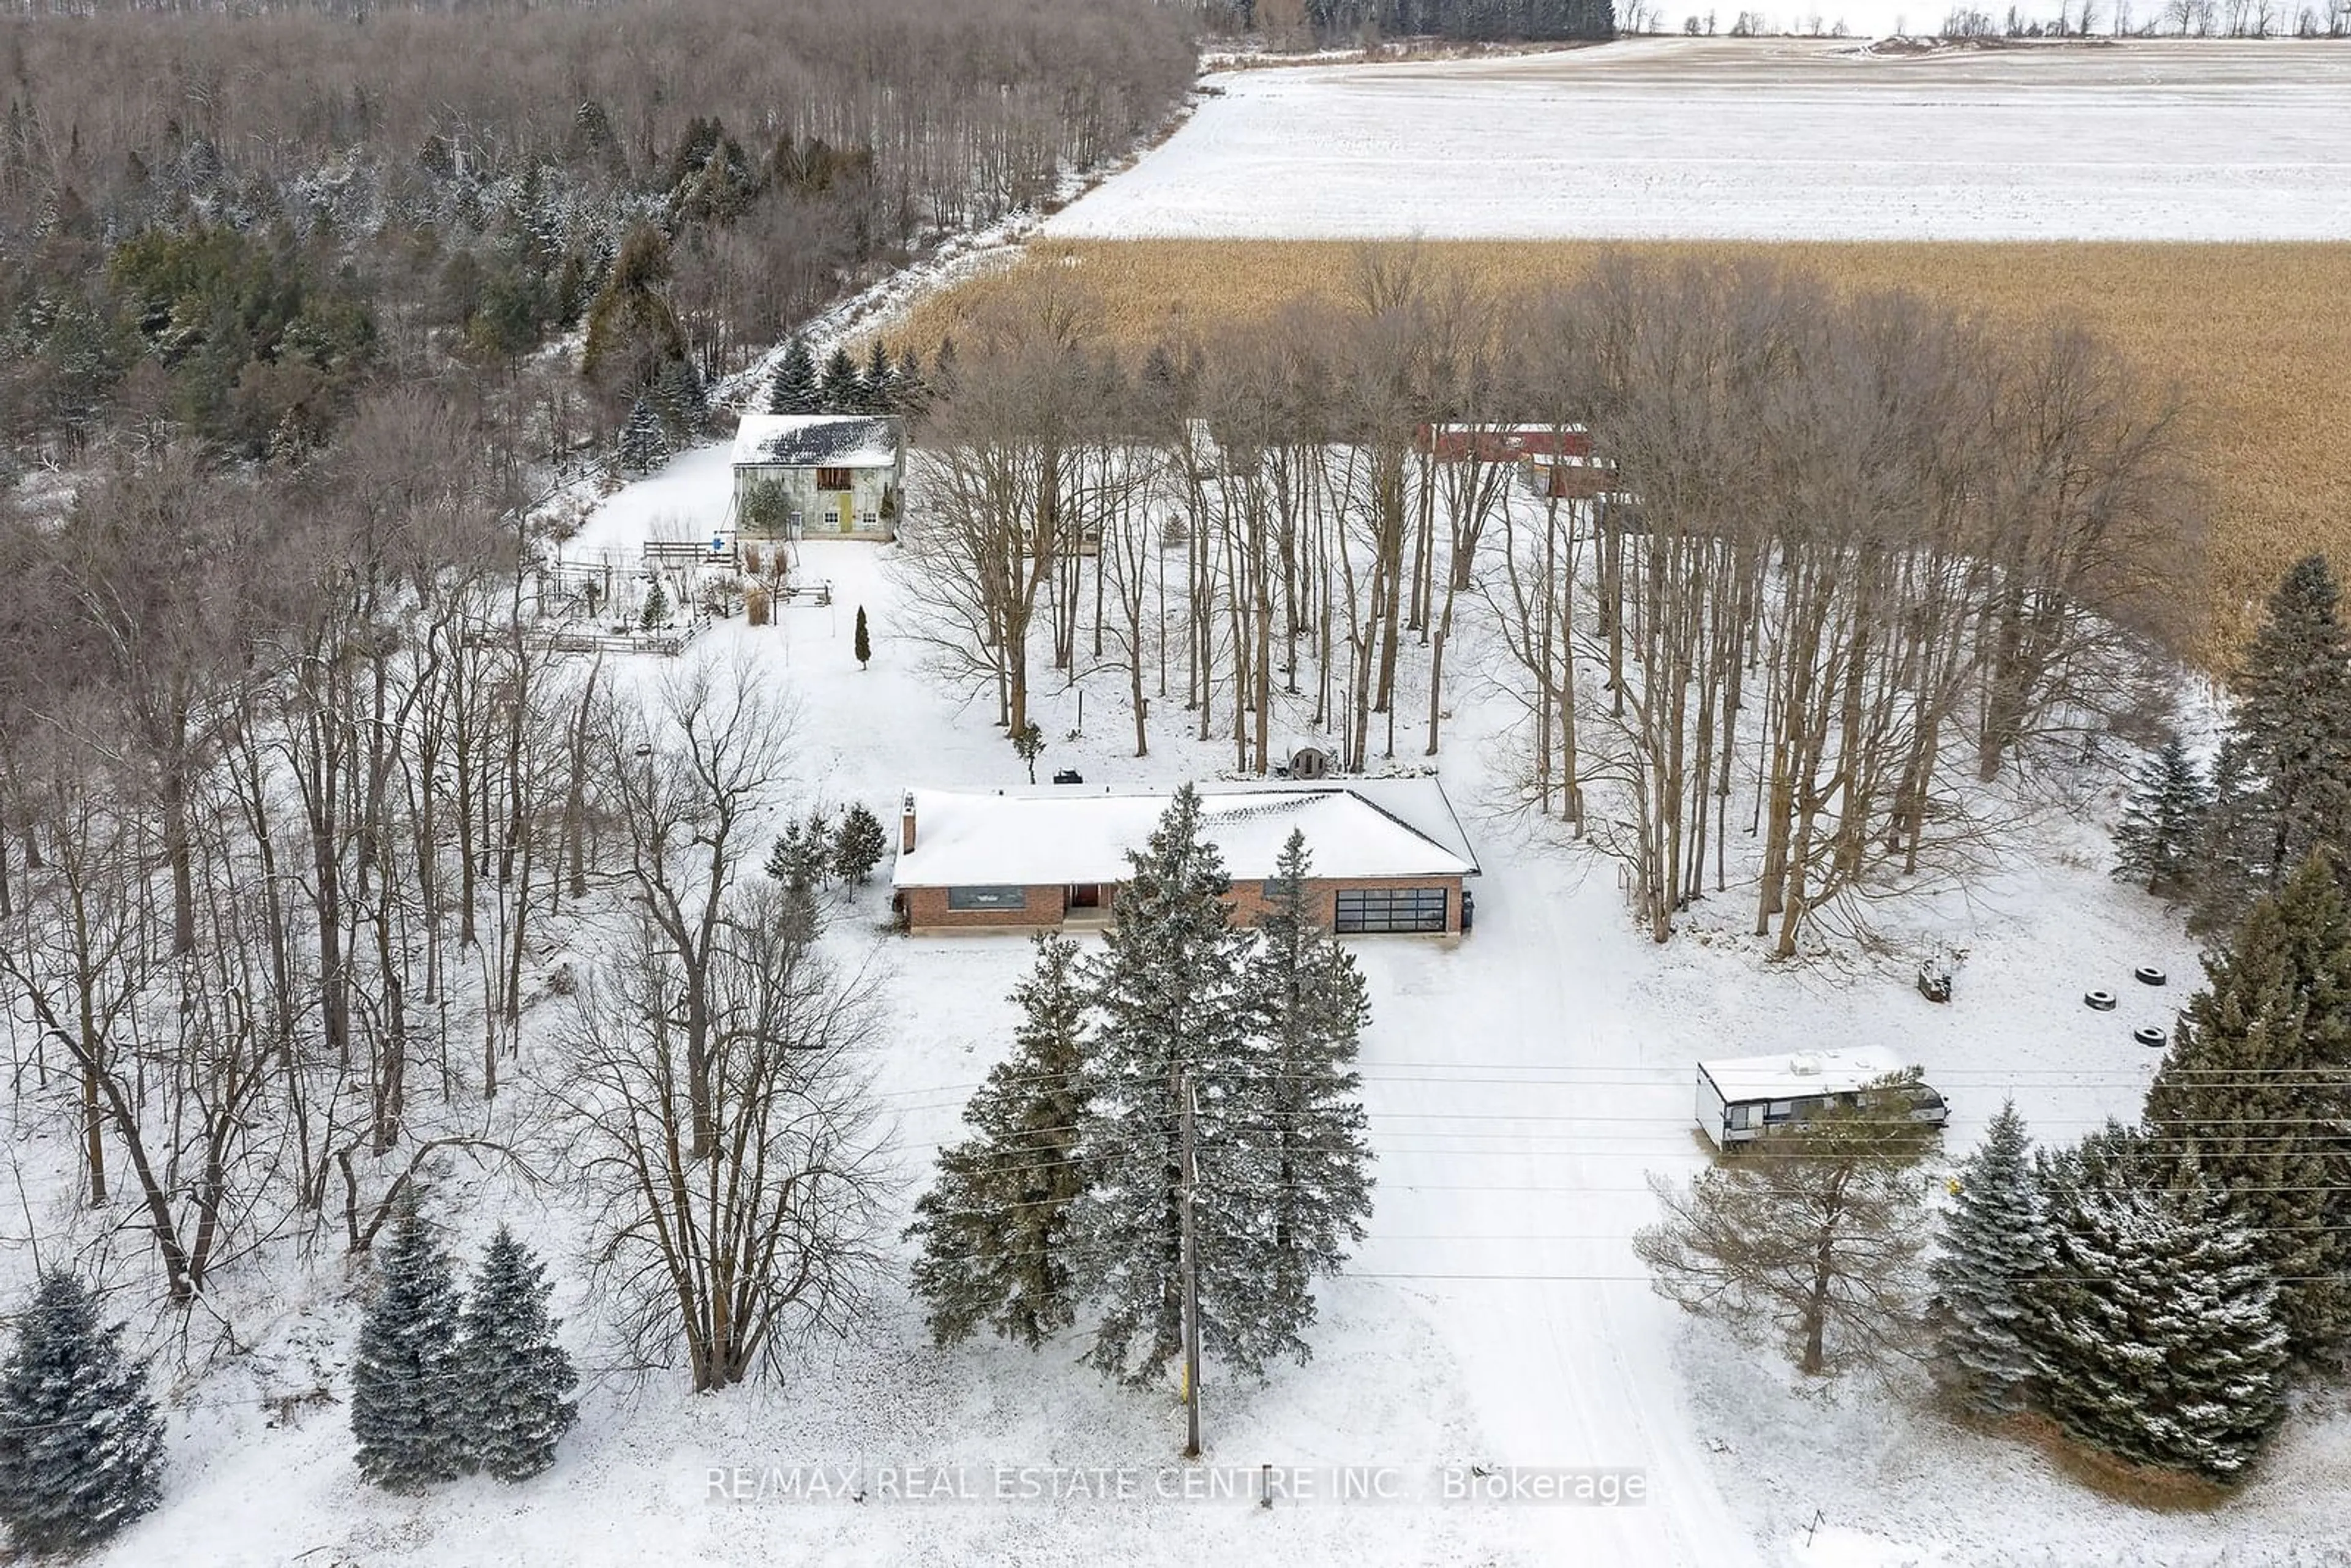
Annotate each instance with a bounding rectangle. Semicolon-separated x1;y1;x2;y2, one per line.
1179;1067;1202;1460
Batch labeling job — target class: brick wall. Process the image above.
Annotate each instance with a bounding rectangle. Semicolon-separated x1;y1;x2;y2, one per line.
902;877;1462;935
901;883;1066;931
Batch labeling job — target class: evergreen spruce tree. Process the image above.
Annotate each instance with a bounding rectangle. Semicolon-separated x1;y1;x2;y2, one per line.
617;394;668;473
456;1228;578;1483
890;347;928;418
830;803;887;885
767;337;820;416
0;1272;165;1557
817;346;860;414
907;935;1093;1348
2189;737;2262;939
653;356;708;442
763;809;834;894
2112;737;2210;902
639;577;670;631
1929;1101;2048;1415
351;1206;467;1491
1238;831;1375;1358
2031;1125;2287;1482
853;605;871;669
1070;786;1282;1381
2147;851;2351;1360
859;338;893;415
2229;552;2351;898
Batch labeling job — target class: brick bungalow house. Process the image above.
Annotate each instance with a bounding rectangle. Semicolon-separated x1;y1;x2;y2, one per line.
890;780;1479;937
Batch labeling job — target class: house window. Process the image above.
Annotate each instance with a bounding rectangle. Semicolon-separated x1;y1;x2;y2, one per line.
816;467;853;492
1332;887;1448;934
946;885;1029;912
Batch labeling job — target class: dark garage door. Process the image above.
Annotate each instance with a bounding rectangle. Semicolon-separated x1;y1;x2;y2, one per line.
1333;887;1448;934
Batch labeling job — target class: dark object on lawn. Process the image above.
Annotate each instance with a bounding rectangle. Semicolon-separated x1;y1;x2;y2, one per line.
2134;966;2167;986
2133;1025;2169;1048
1052;769;1084;785
2085;989;2118;1011
1462;889;1475;935
1917;956;1954;1003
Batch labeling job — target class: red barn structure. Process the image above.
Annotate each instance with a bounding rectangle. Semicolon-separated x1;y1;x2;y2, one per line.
1528;453;1618;500
1414;423;1618;500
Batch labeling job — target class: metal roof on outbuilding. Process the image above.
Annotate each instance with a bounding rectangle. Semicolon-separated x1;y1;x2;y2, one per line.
730;413;901;469
1697;1045;1913;1104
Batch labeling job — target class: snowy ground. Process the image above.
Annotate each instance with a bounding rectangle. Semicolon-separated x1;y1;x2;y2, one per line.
1039;38;2351;242
78;440;2340;1566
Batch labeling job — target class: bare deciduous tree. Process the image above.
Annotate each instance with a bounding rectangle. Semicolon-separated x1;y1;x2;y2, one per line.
563;882;890;1392
596;650;796;1162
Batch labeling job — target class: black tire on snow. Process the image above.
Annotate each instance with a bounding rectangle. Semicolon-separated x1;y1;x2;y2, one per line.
2133;1025;2168;1048
2134;966;2167;986
2085;989;2118;1011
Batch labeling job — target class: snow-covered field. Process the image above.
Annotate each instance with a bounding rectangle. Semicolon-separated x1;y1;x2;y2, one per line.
1040;38;2351;241
90;441;2342;1566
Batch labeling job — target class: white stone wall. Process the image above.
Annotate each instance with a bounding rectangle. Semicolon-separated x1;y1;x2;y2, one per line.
734;463;898;539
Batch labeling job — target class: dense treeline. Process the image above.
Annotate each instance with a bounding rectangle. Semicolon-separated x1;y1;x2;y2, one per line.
0;2;1194;1446
0;0;1195;463
0;405;894;1404
1205;0;1613;40
896;253;2203;951
1941;0;2351;37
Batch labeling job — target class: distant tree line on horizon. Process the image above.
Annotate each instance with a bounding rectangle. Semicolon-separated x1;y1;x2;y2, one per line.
1939;0;2350;36
1202;0;1614;43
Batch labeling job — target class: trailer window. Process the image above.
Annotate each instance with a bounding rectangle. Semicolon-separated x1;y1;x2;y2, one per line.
1765;1100;1794;1122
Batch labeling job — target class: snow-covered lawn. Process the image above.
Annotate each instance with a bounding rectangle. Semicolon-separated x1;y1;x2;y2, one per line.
1039;38;2351;242
83;440;2341;1566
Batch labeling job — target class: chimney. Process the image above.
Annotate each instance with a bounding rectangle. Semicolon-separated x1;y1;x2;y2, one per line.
899;791;917;855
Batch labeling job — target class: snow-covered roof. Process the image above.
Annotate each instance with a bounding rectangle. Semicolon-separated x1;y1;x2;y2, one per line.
891;782;1477;890
1341;776;1480;876
1697;1045;1916;1104
731;414;900;470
